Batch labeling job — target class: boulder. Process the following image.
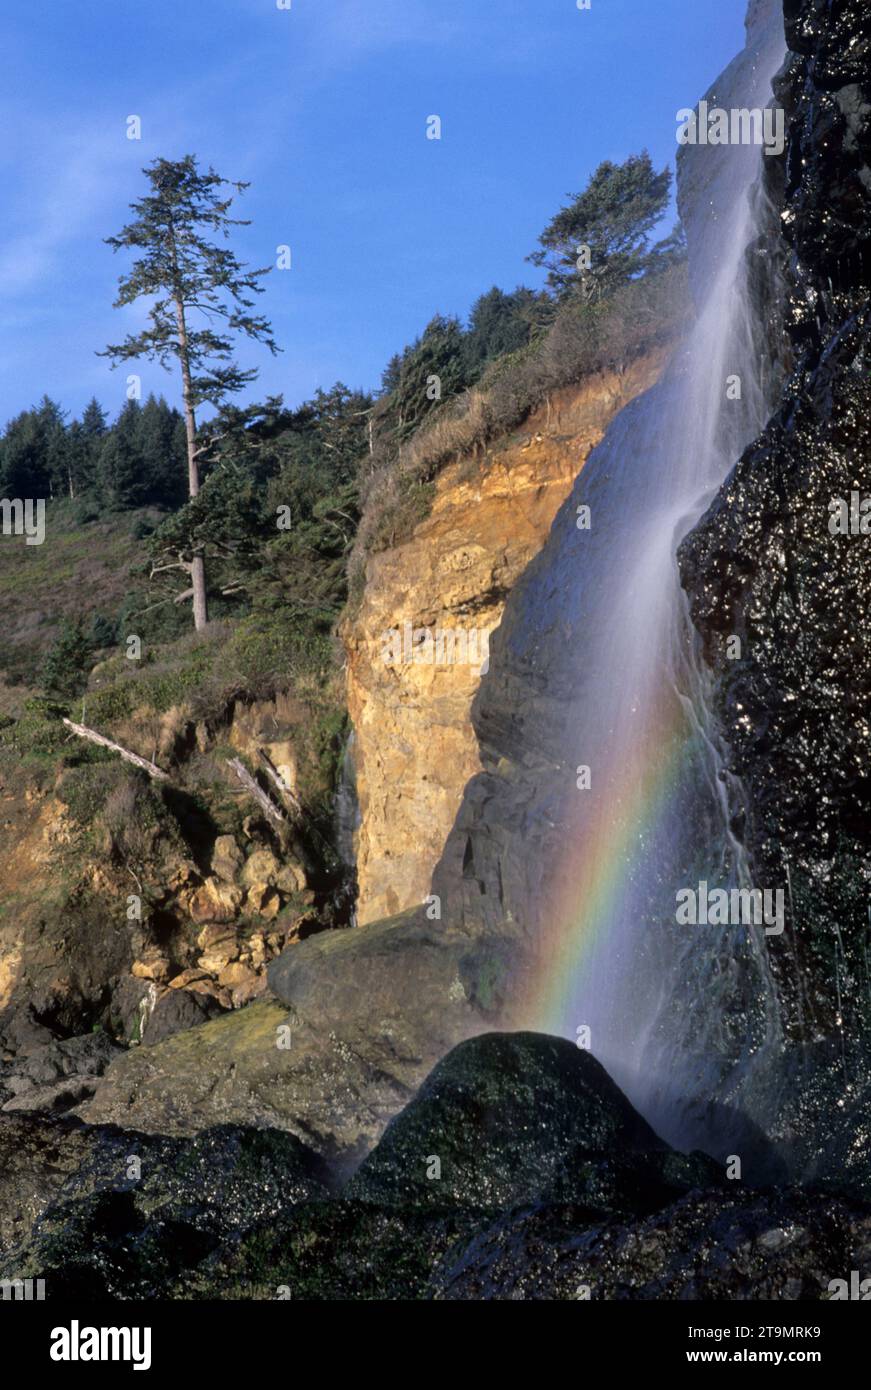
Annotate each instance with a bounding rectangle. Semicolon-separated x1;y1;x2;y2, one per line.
141;987;226;1046
167;967;209;990
196;923;239;974
189;878;243;925
431;1189;871;1301
2;1076;100;1114
241;848;306;897
240;847;281;889
0;1120;330;1299
348;1032;719;1213
244;885;281;919
131;956;171;984
217;961;258;990
211;834;244;884
80;911;522;1161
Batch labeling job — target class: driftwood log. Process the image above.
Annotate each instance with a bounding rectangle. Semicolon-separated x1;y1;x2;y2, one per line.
62;719;169;781
226;757;288;829
256;748;304;821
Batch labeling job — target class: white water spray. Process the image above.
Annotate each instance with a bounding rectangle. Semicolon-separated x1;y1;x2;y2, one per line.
561;25;788;1149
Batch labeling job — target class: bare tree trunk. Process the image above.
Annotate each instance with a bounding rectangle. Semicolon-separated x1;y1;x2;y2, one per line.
173;297;208;631
62;719;169;780
257;747;304;821
167;213;208;632
226;757;287;829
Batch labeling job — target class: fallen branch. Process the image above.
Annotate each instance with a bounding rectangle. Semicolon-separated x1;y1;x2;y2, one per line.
62;719;169;781
226;757;287;828
257;748;304;821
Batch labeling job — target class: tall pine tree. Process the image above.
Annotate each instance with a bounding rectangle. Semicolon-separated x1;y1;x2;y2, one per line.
100;155;278;629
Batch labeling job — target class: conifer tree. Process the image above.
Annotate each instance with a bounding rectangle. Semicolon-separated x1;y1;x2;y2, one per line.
36;396;71;499
137;394;187;508
100;155;279;629
73;398;108;496
0;408;54;497
81;398;108;439
99;399;144;507
527;151;674;303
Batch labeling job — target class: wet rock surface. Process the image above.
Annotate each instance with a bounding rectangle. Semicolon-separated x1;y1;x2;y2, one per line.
0;1115;330;1299
679;0;871;1050
3;1031;868;1300
431;1188;871;1301
78;910;520;1162
347;1033;720;1213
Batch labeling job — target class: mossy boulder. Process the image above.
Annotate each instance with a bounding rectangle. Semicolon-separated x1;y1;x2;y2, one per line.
348;1032;720;1214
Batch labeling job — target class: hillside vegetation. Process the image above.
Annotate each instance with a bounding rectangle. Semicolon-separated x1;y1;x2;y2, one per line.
0;151;690;1047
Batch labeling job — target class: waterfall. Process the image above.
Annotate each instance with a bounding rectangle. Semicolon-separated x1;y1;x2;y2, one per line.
545;26;788;1152
334;730;360;927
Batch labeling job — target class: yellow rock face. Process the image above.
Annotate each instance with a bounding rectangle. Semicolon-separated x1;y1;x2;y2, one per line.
344;357;668;925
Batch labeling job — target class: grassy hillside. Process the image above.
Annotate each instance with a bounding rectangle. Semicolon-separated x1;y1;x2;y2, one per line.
0;502;160;704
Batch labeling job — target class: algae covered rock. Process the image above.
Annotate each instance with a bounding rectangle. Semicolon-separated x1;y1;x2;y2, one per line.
0;1120;330;1300
348;1032;719;1215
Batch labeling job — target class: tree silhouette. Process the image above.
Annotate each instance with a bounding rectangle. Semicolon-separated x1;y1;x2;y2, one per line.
100;155;279;628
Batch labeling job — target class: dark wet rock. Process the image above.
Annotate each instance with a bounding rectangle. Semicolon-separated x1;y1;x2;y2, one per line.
0;1115;102;1255
679;0;871;1057
348;1032;720;1214
178;1201;475;1301
140;986;224;1046
431;1188;871;1301
5;1029;871;1301
0;1119;329;1300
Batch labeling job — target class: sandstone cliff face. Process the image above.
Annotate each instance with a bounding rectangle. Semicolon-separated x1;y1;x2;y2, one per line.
344;355;670;925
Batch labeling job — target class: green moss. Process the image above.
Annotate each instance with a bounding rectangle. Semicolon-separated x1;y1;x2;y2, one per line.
57;762;127;825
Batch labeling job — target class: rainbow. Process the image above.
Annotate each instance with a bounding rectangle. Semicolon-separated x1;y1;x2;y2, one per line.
516;696;695;1037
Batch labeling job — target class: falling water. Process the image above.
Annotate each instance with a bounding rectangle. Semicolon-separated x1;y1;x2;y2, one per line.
555;30;788;1151
334;731;360;927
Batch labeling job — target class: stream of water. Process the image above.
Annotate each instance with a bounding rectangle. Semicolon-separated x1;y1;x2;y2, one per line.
560;28;788;1151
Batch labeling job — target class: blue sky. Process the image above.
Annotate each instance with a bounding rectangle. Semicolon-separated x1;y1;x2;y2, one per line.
0;0;747;427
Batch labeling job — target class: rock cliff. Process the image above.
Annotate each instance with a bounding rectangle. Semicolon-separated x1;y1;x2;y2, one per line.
345;357;669;924
677;0;871;1161
680;0;871;1041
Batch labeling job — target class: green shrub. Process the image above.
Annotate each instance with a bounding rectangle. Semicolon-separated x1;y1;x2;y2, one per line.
57;762;128;825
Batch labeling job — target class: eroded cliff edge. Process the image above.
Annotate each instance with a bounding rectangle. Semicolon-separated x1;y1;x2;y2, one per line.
344;357;669;925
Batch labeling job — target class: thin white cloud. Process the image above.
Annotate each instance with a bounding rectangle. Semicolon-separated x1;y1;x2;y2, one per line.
0;120;130;299
314;0;462;55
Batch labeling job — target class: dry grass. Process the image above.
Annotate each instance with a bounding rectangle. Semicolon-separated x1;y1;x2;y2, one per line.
348;265;691;600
